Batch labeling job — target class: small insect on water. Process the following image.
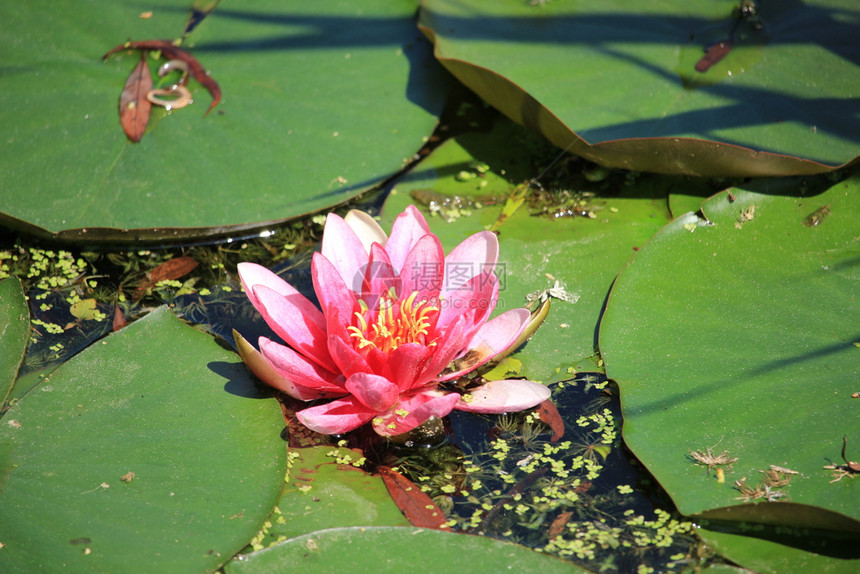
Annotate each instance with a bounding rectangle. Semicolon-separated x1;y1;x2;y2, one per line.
802;205;831;228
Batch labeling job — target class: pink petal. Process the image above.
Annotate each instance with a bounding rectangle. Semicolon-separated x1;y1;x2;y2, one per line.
321;212;371;288
296;396;377;435
398;234;445;302
234;330;337;401
238;262;325;331
312;253;357;333
326;325;372;378
362;346;390;377
356;244;400;309
259;337;347;395
344;210;387;251
454;380;551;413
371;390;461;437
385;343;434;390
491;299;550;363
435;271;498;337
385;205;432;272
440;308;530;381
345;373;400;411
252;284;335;371
417;314;469;383
441;231;499;294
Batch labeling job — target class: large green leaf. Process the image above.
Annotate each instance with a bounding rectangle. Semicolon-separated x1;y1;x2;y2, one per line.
0;277;29;409
257;445;410;547
224;526;587;573
697;526;859;574
0;306;286;573
382;117;674;379
419;0;860;176
599;174;860;532
0;0;449;241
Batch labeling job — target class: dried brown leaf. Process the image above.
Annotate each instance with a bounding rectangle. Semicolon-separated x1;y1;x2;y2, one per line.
547;511;572;540
112;305;127;332
119;54;153;142
696;41;733;73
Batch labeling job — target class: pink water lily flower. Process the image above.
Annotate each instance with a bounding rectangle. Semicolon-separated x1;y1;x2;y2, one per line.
235;205;550;437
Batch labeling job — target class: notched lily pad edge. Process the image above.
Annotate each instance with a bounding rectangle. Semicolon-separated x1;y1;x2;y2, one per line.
0;189;386;245
695;502;860;536
419;22;860;178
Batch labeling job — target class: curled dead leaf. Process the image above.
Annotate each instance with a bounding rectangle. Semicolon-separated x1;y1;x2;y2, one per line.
104;40;221;115
119;54;152;142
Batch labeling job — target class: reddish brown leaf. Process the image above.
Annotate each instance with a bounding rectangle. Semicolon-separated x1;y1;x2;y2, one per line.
574;480;592;494
104;40;221;114
377;466;448;530
119;54;152;142
537;399;565;442
132;256;199;300
695;41;733;73
112;305;127;332
547;511;572;540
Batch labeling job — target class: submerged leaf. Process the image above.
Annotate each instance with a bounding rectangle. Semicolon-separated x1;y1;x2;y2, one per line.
377;466;448;530
132;256;199;300
537;399;565;442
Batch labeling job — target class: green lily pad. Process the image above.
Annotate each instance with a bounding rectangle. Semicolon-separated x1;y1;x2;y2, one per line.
0;277;29;408
251;445;410;548
0;0;449;241
419;0;860;176
0;306;286;573
224;526;587;574
382;117;674;380
697;524;859;574
599;174;860;534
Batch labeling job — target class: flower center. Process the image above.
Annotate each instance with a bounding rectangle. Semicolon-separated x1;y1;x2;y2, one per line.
347;290;438;354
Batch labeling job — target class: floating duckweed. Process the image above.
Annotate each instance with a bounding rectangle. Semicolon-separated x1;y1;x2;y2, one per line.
393;376;699;571
325;446;366;467
32;318;64;335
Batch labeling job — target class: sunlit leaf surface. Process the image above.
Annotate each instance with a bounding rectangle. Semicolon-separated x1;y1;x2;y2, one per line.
0;0;449;241
600;174;860;535
225;526;587;574
0;307;286;572
0;277;29;407
419;0;860;176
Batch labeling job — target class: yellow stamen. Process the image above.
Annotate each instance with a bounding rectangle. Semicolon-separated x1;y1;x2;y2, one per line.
347;291;439;353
